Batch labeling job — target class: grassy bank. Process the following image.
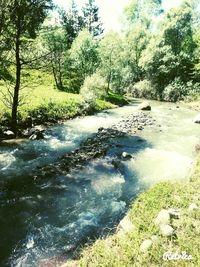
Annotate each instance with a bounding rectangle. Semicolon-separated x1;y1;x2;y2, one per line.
64;154;200;267
0;71;120;128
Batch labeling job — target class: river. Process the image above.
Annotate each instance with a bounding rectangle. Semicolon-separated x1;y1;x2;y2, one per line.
0;100;199;266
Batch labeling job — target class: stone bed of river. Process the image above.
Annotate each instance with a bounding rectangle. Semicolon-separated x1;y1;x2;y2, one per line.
0;100;199;267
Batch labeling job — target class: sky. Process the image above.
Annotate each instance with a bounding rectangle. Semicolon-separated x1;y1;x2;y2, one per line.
53;0;184;31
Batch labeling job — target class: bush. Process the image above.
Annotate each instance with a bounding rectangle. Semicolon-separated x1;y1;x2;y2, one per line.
162;78;200;102
162;78;187;102
80;73;107;106
130;80;157;99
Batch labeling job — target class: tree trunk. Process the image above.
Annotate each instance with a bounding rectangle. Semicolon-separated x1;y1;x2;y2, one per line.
58;58;64;90
11;24;21;136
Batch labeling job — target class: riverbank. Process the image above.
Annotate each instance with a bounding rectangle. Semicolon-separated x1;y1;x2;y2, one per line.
61;153;200;267
0;72;128;140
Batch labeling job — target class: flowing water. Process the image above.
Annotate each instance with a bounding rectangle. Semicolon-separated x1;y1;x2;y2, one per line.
0;101;199;266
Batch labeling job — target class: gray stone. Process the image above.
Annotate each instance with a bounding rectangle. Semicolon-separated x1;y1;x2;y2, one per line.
160;224;174;237
3;130;15;139
194;114;200;124
140;239;153;252
117;215;134;234
155;209;170;226
121;152;132;160
188;203;198;212
138;102;151;111
29;131;44;140
168;208;180;219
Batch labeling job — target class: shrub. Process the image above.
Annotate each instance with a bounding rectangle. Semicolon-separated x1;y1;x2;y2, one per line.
162;78;200;102
130;80;157;99
80;73;107;106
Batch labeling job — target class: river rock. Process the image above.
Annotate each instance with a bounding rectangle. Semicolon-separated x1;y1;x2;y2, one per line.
194;114;200;124
168;208;180;219
29;130;44;140
155;209;170;226
188;203;198;212
121;152;132;160
3;130;15;139
117;215;134;234
160;224;174;237
140;239;153;252
138;102;151;111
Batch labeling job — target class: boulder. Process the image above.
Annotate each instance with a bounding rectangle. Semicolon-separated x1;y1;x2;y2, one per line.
29;130;44;140
194;114;200;124
3;130;15;139
138;102;151;111
121;152;132;160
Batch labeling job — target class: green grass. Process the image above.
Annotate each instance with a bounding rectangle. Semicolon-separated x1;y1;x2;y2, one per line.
0;71;115;126
105;91;129;106
66;154;200;267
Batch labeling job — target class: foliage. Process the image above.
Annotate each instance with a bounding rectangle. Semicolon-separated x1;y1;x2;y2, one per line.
139;1;197;100
124;0;163;28
80;73;107;106
98;32;123;92
130;79;156;99
0;71;116;127
82;0;104;37
105;92;129;106
162;78;188;102
70;30;99;83
0;0;53;134
60;0;84;48
43;26;67;90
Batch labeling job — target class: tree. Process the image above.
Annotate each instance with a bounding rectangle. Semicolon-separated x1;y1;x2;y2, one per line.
125;24;150;82
70;30;99;86
82;0;103;37
98;32;124;93
124;0;163;29
139;1;197;99
2;0;53;135
0;0;13;80
43;27;67;90
60;0;84;48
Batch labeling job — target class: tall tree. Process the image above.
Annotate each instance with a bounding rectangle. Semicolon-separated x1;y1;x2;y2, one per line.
43;27;67;90
60;0;84;48
3;0;53;135
70;29;99;85
124;0;163;29
82;0;103;37
0;0;13;80
139;1;197;99
98;32;123;93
